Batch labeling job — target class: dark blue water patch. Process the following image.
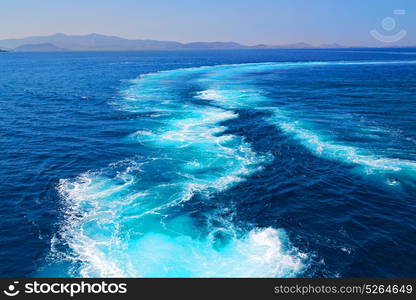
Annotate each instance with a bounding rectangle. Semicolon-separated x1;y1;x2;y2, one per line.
1;49;416;277
209;106;414;276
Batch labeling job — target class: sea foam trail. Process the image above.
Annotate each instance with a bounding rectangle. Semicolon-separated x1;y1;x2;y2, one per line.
50;65;306;277
193;61;416;179
52;60;415;277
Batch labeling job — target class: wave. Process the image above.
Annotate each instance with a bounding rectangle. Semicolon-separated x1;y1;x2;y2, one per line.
192;61;416;179
48;64;307;278
275;117;416;174
49;59;416;277
54;166;305;277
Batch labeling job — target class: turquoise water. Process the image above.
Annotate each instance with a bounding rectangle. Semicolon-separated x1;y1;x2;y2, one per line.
1;49;416;277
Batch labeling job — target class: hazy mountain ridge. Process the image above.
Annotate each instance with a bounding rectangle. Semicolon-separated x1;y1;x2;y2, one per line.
2;33;413;51
14;43;66;52
0;33;350;51
0;33;250;51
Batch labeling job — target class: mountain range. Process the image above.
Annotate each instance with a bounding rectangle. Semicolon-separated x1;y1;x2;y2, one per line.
13;43;66;52
0;33;349;51
1;33;414;52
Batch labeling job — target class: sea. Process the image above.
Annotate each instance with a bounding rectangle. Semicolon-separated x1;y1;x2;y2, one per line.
0;48;415;277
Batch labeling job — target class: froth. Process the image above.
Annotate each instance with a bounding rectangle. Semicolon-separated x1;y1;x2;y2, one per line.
50;64;299;278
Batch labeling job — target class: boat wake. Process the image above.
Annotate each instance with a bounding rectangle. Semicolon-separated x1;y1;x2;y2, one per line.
47;60;416;277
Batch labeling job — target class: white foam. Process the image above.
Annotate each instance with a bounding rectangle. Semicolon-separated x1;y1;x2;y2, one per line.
51;64;302;278
276;119;416;173
56;58;416;277
190;62;416;176
196;89;225;101
54;157;307;278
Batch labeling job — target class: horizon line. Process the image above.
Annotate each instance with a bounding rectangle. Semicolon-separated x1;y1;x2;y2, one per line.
1;32;415;50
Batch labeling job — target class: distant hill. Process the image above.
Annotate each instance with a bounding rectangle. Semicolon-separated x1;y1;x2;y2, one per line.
0;33;390;51
183;42;243;49
318;43;345;48
0;33;248;51
14;43;66;52
274;42;314;49
0;49;7;52
0;33;344;51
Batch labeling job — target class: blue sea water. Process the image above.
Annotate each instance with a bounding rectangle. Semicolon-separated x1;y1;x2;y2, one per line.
0;49;415;277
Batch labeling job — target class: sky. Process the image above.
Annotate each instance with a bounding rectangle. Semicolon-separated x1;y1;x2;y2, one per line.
1;0;415;46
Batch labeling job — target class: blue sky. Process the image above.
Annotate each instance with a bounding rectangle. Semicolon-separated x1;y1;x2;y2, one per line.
1;0;415;46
